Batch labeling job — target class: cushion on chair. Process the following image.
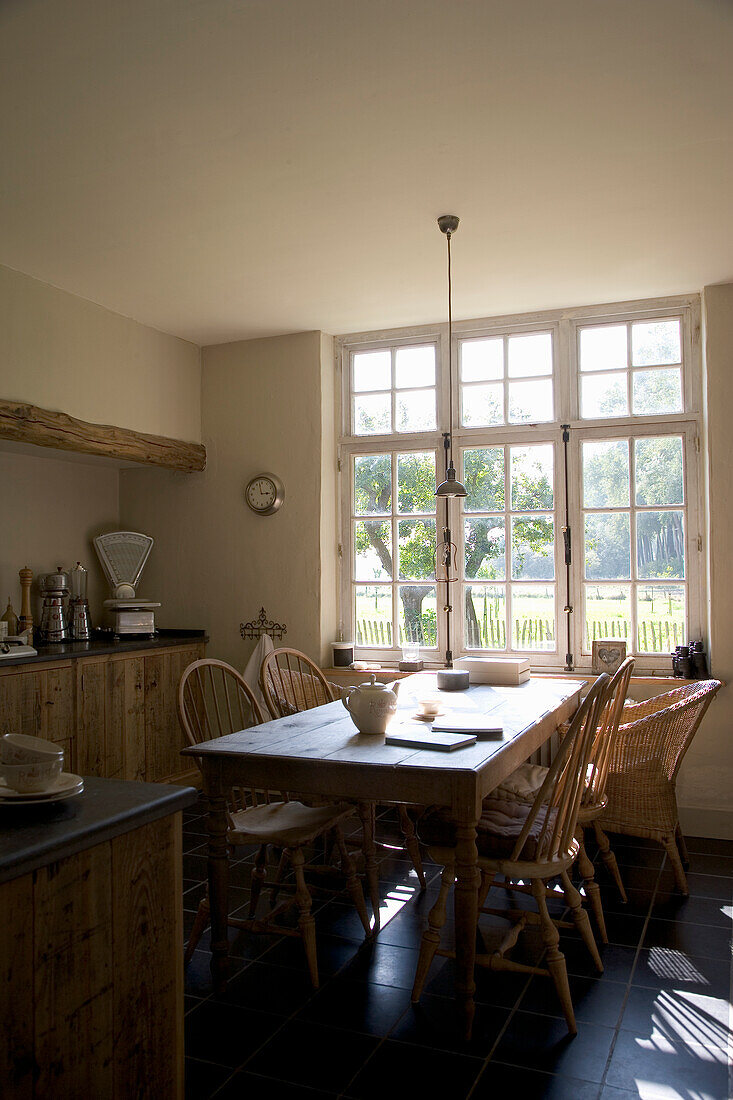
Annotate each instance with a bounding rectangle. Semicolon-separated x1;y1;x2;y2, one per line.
493;762;549;802
419;797;558;861
229;799;352;846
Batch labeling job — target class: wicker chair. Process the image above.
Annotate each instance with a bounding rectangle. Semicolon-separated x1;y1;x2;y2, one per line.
412;673;611;1036
178;658;370;984
259;647;427;921
597;678;722;895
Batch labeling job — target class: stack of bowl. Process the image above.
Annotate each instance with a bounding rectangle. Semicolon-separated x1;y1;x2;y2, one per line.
0;734;64;793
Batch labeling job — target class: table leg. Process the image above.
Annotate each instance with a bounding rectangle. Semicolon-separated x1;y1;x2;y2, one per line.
358;801;380;935
454;818;480;1041
205;784;230;992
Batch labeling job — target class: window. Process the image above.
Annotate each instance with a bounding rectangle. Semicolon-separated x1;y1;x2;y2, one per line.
338;297;701;671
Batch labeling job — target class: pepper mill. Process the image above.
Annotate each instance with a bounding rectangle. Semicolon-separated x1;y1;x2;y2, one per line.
18;567;33;633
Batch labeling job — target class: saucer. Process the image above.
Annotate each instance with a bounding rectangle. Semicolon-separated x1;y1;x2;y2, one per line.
0;772;84;803
412;708;445;722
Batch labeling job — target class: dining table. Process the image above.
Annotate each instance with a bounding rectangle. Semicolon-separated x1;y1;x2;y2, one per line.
182;671;586;1039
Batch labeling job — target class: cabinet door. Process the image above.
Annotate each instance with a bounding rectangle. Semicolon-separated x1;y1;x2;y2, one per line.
0;664;75;770
145;646;203;782
106;656;146;781
76;658;107;777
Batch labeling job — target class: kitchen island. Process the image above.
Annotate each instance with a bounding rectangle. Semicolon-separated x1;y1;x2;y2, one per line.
0;776;197;1099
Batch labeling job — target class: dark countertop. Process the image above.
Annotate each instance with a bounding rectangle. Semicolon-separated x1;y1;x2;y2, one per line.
0;628;207;668
0;776;198;884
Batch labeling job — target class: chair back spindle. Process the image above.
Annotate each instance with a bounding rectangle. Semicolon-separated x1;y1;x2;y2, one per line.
260;647;339;719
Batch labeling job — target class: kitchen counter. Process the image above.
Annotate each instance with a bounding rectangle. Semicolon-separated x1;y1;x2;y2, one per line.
0;775;197;885
0;627;207;667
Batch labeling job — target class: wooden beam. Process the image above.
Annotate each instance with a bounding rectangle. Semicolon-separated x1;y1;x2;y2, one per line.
0;398;206;472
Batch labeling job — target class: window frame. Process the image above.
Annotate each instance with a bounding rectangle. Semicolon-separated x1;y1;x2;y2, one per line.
337;294;702;673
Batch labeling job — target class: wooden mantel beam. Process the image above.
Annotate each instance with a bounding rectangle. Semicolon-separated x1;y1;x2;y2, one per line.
0;398;206;472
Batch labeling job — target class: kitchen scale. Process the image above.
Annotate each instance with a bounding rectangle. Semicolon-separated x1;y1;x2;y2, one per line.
93;531;160;637
0;636;38;660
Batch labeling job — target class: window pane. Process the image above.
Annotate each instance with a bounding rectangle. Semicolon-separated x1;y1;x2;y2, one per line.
511;516;555;580
460;338;503;382
580;325;627;373
354;520;392;580
584;584;631;653
397;452;435;513
463;447;505;513
355;585;392;647
636;585;685;653
462;383;503;427
354;454;391;515
634;437;684;505
465;585;506;649
632;319;681;367
582;440;630;508
353;350;391;392
632;368;683;415
508;333;552;378
395;345;435;388
511;445;553;510
509;379;553;423
581;373;628;418
585;513;631;580
398;586;437;647
464;518;506;581
396;389;435;432
354;393;391;435
511;585;555;651
398;519;436;580
637;511;685;579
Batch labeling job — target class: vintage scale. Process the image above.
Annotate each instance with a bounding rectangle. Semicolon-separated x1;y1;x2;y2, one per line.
93;531;160;637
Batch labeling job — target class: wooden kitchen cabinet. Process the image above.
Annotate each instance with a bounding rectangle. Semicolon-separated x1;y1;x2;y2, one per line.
0;638;204;785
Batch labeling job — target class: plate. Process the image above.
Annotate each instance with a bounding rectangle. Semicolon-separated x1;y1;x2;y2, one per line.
412;709;445;722
0;772;84;803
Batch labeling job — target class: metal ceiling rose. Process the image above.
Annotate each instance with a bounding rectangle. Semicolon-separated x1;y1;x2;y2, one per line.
437;214;460;236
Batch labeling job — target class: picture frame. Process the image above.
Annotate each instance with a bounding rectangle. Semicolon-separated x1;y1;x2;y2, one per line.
592;639;627;676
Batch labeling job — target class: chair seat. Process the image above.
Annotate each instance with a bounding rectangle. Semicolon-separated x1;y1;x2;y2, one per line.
229;800;353;847
419;797;558;861
494;761;549;802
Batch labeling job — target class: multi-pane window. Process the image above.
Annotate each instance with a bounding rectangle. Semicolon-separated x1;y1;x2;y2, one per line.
462;444;556;652
339;296;701;670
351;451;438;650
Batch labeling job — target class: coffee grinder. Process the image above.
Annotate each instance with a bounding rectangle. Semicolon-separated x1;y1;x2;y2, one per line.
69;561;93;640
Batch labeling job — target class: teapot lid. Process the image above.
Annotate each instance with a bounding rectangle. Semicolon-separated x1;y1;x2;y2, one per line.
357;673;391;692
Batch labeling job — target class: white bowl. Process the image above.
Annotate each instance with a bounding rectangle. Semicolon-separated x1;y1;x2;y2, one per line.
0;733;65;766
0;759;64;792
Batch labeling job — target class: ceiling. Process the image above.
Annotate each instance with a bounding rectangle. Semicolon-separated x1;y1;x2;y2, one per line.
2;0;732;346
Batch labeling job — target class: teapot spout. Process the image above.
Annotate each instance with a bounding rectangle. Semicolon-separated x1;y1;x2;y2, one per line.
387;679;401;698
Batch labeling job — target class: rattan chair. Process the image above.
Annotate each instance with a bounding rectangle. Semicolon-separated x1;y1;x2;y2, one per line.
597;678;722;895
412;674;611;1036
178;658;370;985
260;647;427;915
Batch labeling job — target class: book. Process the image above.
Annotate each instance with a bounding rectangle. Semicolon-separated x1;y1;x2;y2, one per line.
385;728;477;752
431;713;504;738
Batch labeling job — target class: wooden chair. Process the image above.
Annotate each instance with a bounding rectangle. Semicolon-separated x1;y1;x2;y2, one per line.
260;647;427;914
411;673;611;1036
178;658;370;985
598;678;722;895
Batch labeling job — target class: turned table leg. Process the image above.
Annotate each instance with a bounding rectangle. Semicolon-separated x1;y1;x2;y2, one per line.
453;817;480;1041
205;781;230;992
358;801;380;934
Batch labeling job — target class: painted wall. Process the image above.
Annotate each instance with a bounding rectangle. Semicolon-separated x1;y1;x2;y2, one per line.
0;445;119;628
0;264;202;442
119;331;338;670
679;283;733;838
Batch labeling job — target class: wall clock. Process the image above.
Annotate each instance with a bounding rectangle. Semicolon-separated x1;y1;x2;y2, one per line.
244;473;285;515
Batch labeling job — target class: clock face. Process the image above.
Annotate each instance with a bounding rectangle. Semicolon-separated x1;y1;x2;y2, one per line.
245;474;284;515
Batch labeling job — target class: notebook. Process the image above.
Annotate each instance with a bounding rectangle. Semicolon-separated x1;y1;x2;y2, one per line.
431;713;504;739
385;728;477;752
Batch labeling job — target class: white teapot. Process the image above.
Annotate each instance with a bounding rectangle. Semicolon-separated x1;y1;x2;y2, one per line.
342;674;400;735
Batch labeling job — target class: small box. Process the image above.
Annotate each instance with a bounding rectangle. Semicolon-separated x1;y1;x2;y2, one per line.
453;656;530;686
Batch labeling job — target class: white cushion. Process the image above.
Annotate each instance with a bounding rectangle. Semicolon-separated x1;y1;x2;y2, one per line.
493;762;548;802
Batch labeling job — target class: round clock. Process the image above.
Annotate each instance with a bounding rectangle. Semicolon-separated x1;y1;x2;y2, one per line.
244;473;285;515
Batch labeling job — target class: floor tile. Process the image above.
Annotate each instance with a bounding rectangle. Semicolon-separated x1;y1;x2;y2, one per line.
296;976;411;1036
341;939;421;990
215;1071;337;1099
632;947;732;999
491;1011;616;1083
210;959;317;1016
387;993;509;1057
684;872;733;901
684;835;733;858
682;852;733;878
184;1057;231;1100
423;957;530;1008
343;1038;483;1100
643;917;732;961
519;974;628;1027
184;949;247;999
261;931;365;979
605;1027;730;1098
184;999;285;1068
620;984;733;1049
563;940;638;984
648;888;732;927
245;1019;379;1092
473;1062;603;1099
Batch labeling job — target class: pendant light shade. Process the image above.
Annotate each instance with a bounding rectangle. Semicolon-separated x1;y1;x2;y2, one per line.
435;215;466;498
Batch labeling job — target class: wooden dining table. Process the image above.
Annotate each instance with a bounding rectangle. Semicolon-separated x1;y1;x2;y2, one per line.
182;671;586;1039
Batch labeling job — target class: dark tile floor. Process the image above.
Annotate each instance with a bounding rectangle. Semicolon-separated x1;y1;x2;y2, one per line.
182;801;733;1099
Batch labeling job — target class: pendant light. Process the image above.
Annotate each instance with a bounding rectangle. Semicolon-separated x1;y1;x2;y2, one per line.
435;214;467;498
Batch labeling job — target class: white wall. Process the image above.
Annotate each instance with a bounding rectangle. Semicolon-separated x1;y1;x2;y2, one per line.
0;264;201;442
119;331;339;669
